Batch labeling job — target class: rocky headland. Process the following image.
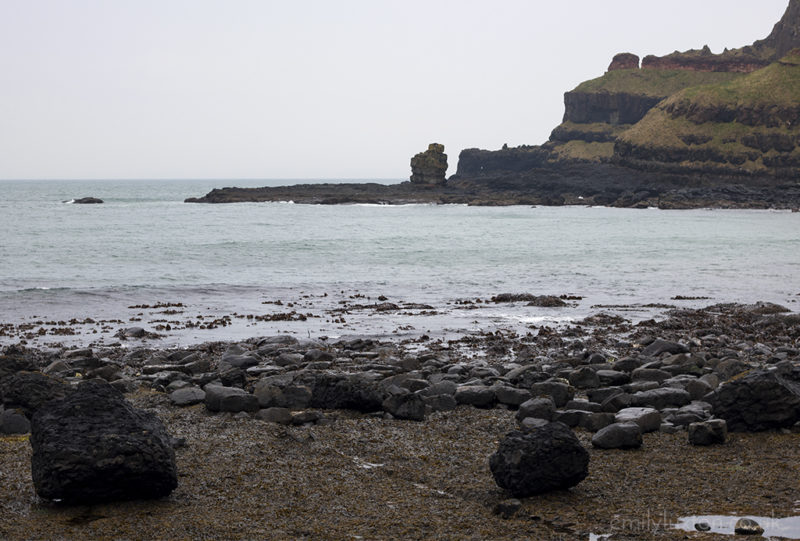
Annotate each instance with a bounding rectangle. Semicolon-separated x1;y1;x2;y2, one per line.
1;302;799;539
186;1;800;209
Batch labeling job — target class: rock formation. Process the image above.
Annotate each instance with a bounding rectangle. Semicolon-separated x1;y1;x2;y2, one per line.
410;143;448;185
608;52;639;71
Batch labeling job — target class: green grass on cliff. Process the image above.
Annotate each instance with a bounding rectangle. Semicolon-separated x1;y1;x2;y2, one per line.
550;140;615;161
573;69;743;97
675;53;800;106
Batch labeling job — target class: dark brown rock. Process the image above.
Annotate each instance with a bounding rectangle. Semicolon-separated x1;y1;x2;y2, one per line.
410;143;448;186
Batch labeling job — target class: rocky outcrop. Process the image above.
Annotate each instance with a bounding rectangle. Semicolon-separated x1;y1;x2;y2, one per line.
608;53;639;71
410;143;448;185
562;92;663;125
641;47;769;73
30;379;178;503
705;370;800;431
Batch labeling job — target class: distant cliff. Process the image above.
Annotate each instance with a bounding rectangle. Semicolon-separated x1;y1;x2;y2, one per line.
451;0;800;207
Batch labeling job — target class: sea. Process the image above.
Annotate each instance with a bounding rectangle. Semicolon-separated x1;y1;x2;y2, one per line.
1;178;798;348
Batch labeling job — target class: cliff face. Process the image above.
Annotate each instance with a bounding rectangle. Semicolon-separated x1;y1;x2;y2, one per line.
452;0;800;207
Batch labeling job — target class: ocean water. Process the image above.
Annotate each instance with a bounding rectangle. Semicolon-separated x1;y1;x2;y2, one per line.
1;179;798;347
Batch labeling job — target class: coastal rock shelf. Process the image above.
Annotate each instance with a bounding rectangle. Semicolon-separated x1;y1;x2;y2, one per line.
1;302;799;538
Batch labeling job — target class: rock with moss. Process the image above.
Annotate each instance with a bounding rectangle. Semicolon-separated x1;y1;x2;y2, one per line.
410;143;448;185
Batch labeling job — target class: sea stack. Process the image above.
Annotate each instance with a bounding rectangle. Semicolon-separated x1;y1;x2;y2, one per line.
410;143;448;185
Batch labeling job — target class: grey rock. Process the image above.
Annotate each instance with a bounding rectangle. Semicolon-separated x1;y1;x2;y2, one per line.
256;407;293;425
642;339;689;357
1;408;31;434
734;518;764;536
204;384;258;413
552;409;590;428
705;370;800;431
631;387;691;410
168;386;206;407
591;422;642;449
601;392;632;413
567;366;599;389
301;372;384;412
565;399;603;413
529;380;574;407
422;394;457;412
519;417;550;432
666;401;712;426
0;371;70;417
580;412;616;432
454;385;496;408
382;393;426;421
615;407;661;433
291;410;324;425
596;370;630;386
715;358;749;381
419;380;457;397
586;387;624;404
275;353;305;367
631;368;672;384
516;397;556;422
611;357;644;373
494;385;532;407
489;423;589;497
688;419;727;446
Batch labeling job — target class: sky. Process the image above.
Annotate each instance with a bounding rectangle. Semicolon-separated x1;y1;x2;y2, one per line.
0;0;790;180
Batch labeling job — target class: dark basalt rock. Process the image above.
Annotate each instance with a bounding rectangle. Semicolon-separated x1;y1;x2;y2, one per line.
300;371;384;412
489;422;589;497
0;371;70;417
30;379;177;504
72;197;104;204
705;370;800;431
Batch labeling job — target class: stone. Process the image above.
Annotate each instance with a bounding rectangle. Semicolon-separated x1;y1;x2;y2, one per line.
565;399;603;412
552;409;590;428
601;392;632;413
422;394;457;412
410;143;448;185
519;417;550;432
221;354;260;369
256;407;292;425
608;52;640;71
275;353;304;367
418;380;457;397
591;422;642;449
715;358;749;381
291;410;324;425
494;385;532;407
631;368;671;384
254;382;312;410
705;370;800;431
382;392;426;421
567;366;600;389
580;412;616;432
454;385;496;408
641;339;689;357
0;371;70;416
529;380;574;407
492;498;522;519
516;397;555;422
30;380;177;504
168;386;206;407
666;401;712;426
688;419;728;446
596;370;630;386
631;387;691;410
72;197;104;204
204;384;258;413
586;387;624;404
122;326;146;338
304;349;334;363
1;408;31;434
734;518;764;536
615;407;662;433
302;372;384;412
489;423;589;497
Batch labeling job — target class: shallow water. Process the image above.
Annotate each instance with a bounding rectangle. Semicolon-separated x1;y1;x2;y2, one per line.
1;179;799;346
675;515;800;538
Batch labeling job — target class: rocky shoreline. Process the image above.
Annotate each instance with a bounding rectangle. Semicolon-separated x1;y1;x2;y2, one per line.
1;302;799;539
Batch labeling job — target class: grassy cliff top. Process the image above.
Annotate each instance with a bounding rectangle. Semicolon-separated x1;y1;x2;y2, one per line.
572;69;743;97
673;51;800;107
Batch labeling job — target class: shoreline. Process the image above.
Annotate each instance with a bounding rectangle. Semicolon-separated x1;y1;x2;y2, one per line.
2;301;799;539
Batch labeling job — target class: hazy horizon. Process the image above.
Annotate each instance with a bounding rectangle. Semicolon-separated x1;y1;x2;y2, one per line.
0;0;790;180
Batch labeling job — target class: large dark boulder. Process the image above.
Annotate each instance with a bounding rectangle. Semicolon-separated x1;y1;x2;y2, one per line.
30;379;178;504
410;143;448;185
489;422;589;497
705;370;800;431
0;372;70;417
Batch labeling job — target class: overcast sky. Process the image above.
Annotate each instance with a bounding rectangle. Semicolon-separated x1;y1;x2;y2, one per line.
0;0;790;180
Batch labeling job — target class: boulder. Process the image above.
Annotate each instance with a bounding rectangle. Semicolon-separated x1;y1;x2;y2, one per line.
615;407;662;433
0;371;70;416
204;384;259;413
455;385;496;408
30;380;177;503
302;372;384;412
641;339;689;357
631;387;691;410
168;386;206;407
688;419;728;446
494;385;532;407
516;397;556;422
591;422;642;449
608;52;640;71
567;367;600;389
489;422;589;497
382;392;426;421
72;197;104;204
410;143;448;185
529;380;574;407
1;408;31;434
256;407;292;425
705;370;800;431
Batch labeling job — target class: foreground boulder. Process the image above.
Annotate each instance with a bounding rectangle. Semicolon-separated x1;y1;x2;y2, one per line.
489;422;589;497
705;370;800;431
30;380;178;504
